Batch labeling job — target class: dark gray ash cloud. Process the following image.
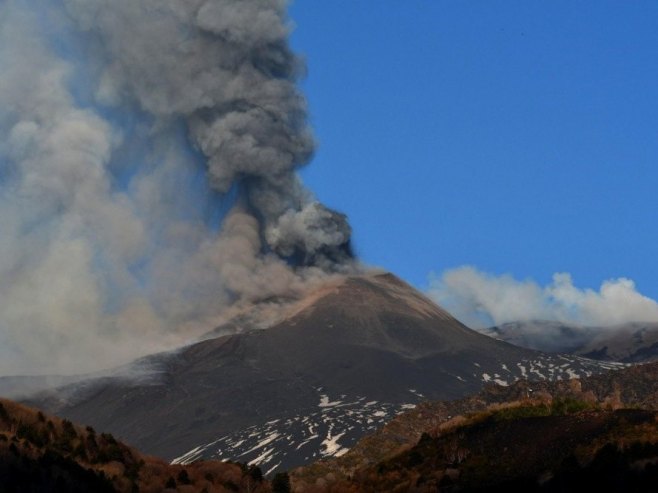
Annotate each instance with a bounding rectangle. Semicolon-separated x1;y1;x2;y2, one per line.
0;0;355;376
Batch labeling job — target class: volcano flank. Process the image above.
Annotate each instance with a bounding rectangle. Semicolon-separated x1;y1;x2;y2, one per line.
26;272;621;474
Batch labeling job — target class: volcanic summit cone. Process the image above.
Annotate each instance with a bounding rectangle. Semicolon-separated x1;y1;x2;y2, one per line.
27;272;618;473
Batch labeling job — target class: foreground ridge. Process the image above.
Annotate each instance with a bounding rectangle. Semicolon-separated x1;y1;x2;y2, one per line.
292;362;658;491
0;398;273;493
3;361;658;492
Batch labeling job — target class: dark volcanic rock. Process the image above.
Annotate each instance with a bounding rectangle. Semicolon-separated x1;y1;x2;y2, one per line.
26;273;622;473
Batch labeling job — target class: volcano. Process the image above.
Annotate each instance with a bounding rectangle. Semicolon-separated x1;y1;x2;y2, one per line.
25;272;622;474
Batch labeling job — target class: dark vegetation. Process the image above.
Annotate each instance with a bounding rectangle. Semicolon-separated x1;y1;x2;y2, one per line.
291;362;658;491
295;406;658;492
0;399;273;492
271;472;291;493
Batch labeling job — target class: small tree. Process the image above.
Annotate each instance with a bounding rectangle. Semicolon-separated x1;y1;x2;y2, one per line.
62;419;77;440
177;468;191;485
272;472;291;493
0;403;9;423
248;465;263;483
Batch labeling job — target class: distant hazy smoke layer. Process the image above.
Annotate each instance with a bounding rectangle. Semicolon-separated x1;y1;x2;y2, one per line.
0;0;353;375
428;266;658;329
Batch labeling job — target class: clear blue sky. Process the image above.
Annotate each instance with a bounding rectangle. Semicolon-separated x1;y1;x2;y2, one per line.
289;1;658;298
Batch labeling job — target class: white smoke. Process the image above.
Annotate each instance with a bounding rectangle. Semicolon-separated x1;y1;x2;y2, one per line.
0;1;355;376
428;266;658;329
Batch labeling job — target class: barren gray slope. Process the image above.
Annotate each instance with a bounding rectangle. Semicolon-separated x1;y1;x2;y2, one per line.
486;320;658;362
28;273;621;471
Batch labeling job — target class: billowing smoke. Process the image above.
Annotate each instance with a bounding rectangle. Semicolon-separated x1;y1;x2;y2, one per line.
64;0;352;265
0;0;354;376
428;266;658;329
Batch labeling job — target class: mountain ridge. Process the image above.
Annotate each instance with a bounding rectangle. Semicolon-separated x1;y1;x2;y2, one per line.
485;320;658;362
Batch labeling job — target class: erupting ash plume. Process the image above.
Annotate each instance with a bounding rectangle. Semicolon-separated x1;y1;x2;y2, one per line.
0;0;354;375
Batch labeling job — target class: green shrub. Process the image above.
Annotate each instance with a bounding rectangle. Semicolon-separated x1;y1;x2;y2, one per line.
550;398;596;415
491;404;551;422
489;399;597;423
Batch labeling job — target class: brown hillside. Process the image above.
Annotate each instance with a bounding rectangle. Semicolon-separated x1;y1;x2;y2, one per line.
292;361;658;490
0;398;273;493
322;404;658;492
334;401;658;493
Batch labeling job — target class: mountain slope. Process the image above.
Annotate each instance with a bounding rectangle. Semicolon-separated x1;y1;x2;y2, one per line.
4;364;658;492
320;407;658;492
292;361;658;491
0;398;270;493
25;273;622;473
486;321;658;362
